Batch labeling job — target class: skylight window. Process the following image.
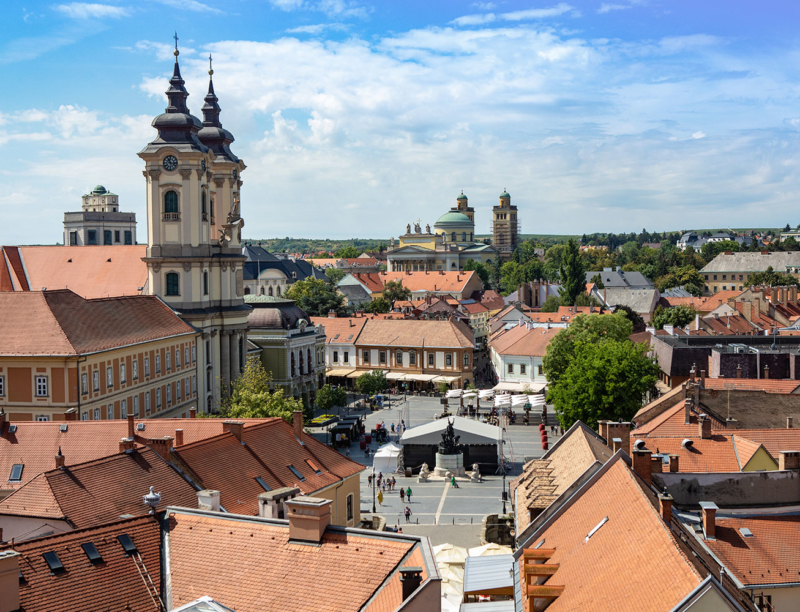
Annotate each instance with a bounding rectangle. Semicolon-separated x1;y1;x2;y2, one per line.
287;465;306;481
7;425;17;434
585;517;609;543
59;424;68;433
739;527;754;538
118;534;138;555
255;476;272;492
42;551;65;574
9;464;23;482
305;459;323;475
81;543;103;564
136;423;145;431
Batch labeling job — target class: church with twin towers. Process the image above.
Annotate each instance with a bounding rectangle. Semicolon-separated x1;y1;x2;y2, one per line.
139;36;249;411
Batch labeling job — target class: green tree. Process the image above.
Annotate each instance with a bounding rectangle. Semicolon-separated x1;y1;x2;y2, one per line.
324;267;346;284
550;340;659;429
365;297;391;313
574;293;603;308
651;305;698;330
284;277;348;317
500;261;523;295
463;258;490;284
382;279;412;303
614;304;646;333
540;295;561;312
219;357;304;422
745;266;800;288
335;246;361;258
558;239;586;306
316;384;347;414
542;312;633;387
589;273;604;289
356;370;389;395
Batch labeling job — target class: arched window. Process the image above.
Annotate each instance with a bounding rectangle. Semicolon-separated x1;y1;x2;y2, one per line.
202;192;208;219
203;271;209;296
276;286;281;296
470;233;473;241
291;353;296;377
451;232;456;242
164;190;178;213
210;199;215;221
409;350;416;365
396;350;403;365
299;351;304;375
244;287;251;295
165;272;180;296
260;286;265;295
268;286;273;296
307;349;312;371
462;232;467;242
463;353;470;366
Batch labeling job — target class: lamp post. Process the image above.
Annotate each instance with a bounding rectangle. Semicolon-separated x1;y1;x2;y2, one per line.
372;466;377;514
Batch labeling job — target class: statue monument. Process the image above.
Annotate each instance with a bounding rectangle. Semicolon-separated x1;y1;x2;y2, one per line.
434;418;466;477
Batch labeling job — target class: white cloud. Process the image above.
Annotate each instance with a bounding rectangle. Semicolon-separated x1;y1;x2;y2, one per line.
286;23;347;34
472;2;497;9
692;131;706;139
452;3;573;27
135;40;196;60
658;34;721;54
451;13;496;26
268;0;304;10
151;0;222;14
54;3;130;19
597;3;632;14
317;0;369;18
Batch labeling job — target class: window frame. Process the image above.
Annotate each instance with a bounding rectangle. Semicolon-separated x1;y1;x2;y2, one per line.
35;375;48;397
107;366;113;388
445;354;452;367
347;494;354;521
156;388;162;409
165;272;180;296
107;405;114;420
145;391;151;415
93;370;100;391
379;351;386;364
156;354;161;374
428;353;434;366
133;396;139;417
363;350;369;363
120;362;126;384
132;359;138;380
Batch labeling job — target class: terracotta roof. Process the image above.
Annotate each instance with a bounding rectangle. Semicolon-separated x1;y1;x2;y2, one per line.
460;301;489;314
2;515;161;612
704;515;800;586
702;314;756;335
170;420;364;514
703;378;800;394
633;435;743;472
2;245;148;298
0;289;195;356
490;324;560;357
0;418;276;493
660;291;743;312
356;318;474;348
342;257;379;266
632;400;726;438
518;458;702;612
472;289;505;311
728;429;800;457
166;509;429;612
309;315;368;344
0;448;198;529
350;271;479;295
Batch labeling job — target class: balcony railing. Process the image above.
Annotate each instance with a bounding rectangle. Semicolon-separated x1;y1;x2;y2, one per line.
163;212;181;221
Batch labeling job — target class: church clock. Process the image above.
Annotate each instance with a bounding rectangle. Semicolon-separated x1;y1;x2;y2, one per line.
163;155;178;171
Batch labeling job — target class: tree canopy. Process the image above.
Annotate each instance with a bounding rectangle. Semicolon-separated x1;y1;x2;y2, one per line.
316;384;348;413
355;370;389;395
463;258;490;284
324;267;346;284
218;357;304;422
745;265;800;288
284;277;348;317
335;246;361;259
382;279;412;303
651;304;697;330
558;239;586;306
365;297;391;313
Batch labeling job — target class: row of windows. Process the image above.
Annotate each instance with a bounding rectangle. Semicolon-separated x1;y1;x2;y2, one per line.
81;346;196;395
244;285;283;296
506;363;544;375
77;229;133;246
165;271;210;297
705;274;748;282
706;285;745;293
80;376;197;421
442;232;474;243
290;348;320;377
0;376;50;398
360;350;469;367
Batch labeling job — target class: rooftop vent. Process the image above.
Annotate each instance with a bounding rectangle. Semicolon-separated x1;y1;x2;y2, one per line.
59;424;68;433
7;425;17;434
681;439;694;449
739;527;754;538
42;551;65;574
117;534;137;555
136;423;145;431
585;516;609;542
81;543;103;564
633;439;646;450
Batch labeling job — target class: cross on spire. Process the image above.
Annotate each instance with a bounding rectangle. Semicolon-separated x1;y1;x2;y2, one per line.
208;53;213;76
173;31;180;58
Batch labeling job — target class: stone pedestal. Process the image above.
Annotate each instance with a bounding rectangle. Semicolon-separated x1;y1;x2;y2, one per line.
434;452;465;477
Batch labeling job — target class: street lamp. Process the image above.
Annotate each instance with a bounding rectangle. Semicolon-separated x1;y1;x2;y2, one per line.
372;466;377;514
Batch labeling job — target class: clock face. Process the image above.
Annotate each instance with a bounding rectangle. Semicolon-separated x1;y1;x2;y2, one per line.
163;155;178;171
201;159;207;172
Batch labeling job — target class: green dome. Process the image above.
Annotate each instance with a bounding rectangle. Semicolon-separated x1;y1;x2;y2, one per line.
500;191;510;198
435;211;473;226
456;192;468;200
92;185;107;194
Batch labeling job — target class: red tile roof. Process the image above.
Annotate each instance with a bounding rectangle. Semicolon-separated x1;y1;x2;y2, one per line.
703;378;800;394
702;314;756;335
350;271;480;295
2;515;161;612
356;318;474;348
632;401;726;438
0;448;198;529
490;324;560;357
0;289;196;356
309;315;368;344
633;435;743;472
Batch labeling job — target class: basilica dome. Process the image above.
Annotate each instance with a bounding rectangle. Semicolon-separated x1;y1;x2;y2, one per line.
434;211;473;227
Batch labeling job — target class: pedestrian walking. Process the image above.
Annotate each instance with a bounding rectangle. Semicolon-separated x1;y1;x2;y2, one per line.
400;488;405;502
392;477;397;490
451;475;459;488
391;423;396;434
404;506;412;523
378;490;384;506
406;486;412;502
368;474;373;487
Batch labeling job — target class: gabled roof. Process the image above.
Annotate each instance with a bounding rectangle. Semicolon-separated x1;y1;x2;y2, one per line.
309;315;368;344
490;324;560;357
701;251;800;273
242;246;326;282
701;314;756;335
633;435;746;472
632;400;725;438
356;318;474;348
1;515;162;612
166;507;435;612
344;271;479;295
0;448;198;530
703;378;800;394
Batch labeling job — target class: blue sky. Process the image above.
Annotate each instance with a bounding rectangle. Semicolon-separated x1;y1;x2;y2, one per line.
2;1;800;244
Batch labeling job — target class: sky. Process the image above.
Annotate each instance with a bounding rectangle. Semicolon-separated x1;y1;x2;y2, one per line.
2;1;800;244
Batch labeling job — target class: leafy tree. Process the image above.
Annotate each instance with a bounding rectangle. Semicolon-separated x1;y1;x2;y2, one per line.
356;370;389;395
651;305;697;330
558;239;586;306
285;278;347;317
324;267;346;284
542;312;633;387
335;246;361;258
614;304;646;333
365;297;391;313
463;259;490;284
219;357;304;422
550;340;659;429
701;240;740;262
382;280;412;303
316;384;348;414
785;223;792;232
540;295;561;312
500;261;523;295
745;266;800;288
574;293;603;308
589;273;604;289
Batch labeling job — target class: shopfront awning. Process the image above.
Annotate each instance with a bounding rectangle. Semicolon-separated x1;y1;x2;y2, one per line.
346;371;364;378
406;374;440;382
386;372;406;380
432;376;461;383
326;368;356;377
493;381;546;393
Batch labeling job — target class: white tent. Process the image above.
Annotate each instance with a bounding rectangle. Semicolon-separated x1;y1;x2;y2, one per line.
433;543;468;565
468;543;513;557
372;442;401;473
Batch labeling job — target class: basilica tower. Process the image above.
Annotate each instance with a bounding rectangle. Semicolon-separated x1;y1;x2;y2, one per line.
138;40;249;412
492;190;519;261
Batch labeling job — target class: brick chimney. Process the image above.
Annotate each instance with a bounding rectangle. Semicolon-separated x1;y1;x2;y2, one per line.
606;422;631;454
598;421;609;442
197;489;221;512
779;451;800;470
55;446;65;469
127;413;135;439
0;550;21;612
293;410;304;440
700;501;718;540
612;438;624;453
699;414;712;439
668;454;679;473
286;496;332;543
684;398;693;425
174;429;184;447
222;420;244;442
119;437;135;452
650;455;663;474
632;449;652;486
189;407;197;419
736;364;742;379
658;493;673;524
700;369;706;387
258;487;300;519
400;567;424;602
328;310;337;318
764;364;770;380
147;436;174;462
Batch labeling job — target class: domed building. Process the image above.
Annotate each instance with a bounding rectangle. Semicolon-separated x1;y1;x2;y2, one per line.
386;192;497;272
245;294;327;409
63;184;137;246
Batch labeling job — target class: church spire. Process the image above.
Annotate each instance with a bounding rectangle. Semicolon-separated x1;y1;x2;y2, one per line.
202;54;222;128
165;32;190;115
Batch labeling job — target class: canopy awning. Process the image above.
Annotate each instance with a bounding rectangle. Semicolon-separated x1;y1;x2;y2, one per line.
406;374;440;382
433;375;461;383
346;371;364;378
386;372;406;380
326;368;356;377
493;381;546;393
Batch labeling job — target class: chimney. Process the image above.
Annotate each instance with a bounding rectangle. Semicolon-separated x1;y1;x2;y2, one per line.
0;550;21;612
606;422;631;454
127;413;135;439
700;369;706;386
223;420;244;442
190;407;197;419
736;364;742;379
779;450;800;470
700;501;718;540
197;489;221;512
658;493;673;524
788;417;794;429
612;437;623;453
293;410;304;440
55;446;65;469
119;437;135;452
174;429;184;447
147;436;174;462
632;449;652;486
286;496;332;543
690;366;696;382
699;414;712;439
651;455;663;474
598;421;609;442
669;454;679;473
64;408;78;421
400;567;424;602
258;487;300;519
328;310;337;318
684;398;693;425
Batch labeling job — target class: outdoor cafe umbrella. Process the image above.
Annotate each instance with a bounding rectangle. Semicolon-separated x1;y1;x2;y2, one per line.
468;542;513;557
433;543;468;565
